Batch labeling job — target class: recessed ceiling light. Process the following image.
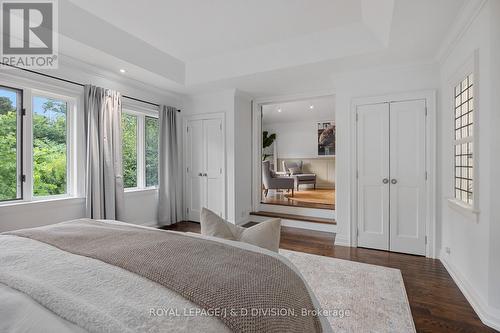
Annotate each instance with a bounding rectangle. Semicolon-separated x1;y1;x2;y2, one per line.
277;108;282;113
309;105;314;109
119;69;126;73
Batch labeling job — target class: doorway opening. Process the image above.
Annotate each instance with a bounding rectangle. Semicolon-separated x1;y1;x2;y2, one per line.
260;96;336;211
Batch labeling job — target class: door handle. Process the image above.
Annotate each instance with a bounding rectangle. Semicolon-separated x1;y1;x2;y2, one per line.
382;178;389;184
391;179;398;184
198;172;203;177
203;173;208;177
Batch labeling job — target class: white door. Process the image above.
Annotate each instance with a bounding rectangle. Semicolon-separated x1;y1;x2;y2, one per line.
186;119;204;221
185;116;225;222
356;100;427;256
357;103;390;251
389;100;426;255
204;118;224;217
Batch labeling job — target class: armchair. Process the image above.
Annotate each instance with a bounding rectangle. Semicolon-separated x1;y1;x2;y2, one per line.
282;161;317;191
262;160;294;197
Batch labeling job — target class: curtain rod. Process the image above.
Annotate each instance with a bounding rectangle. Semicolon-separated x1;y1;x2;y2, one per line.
0;62;181;112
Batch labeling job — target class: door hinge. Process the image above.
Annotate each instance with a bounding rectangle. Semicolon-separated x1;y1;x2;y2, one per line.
425;107;428;117
357;228;359;237
186;207;189;214
356;170;359;179
20;174;26;182
356;113;359;122
187;167;189;173
21;108;26;116
425;171;428;181
219;168;222;174
425;236;428;245
220;123;222;131
186;127;189;133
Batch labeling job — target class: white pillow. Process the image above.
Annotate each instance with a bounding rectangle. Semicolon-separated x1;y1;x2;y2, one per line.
200;208;281;252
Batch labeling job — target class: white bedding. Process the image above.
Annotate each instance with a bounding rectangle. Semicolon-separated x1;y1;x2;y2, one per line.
0;221;332;333
0;283;87;333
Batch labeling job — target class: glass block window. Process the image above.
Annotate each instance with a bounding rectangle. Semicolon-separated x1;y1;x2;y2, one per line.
454;74;474;205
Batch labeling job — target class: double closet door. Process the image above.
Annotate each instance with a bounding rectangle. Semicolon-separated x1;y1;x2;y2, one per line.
356;100;427;256
185;116;225;222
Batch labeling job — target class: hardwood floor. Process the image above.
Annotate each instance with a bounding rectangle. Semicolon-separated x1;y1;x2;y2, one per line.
162;221;497;333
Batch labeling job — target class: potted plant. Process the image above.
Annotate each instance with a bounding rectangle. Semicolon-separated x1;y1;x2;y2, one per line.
262;131;276;161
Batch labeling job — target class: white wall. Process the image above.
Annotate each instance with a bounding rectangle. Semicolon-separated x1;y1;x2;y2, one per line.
0;60;182;232
234;92;253;224
0;198;85;232
122;189;159;226
263;121;318;159
438;1;500;329
488;0;500;312
182;89;253;224
332;63;440;246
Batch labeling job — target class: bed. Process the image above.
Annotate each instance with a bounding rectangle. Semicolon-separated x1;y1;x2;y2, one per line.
0;219;332;333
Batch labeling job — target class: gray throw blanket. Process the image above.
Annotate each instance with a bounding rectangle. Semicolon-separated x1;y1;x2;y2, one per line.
7;219;322;333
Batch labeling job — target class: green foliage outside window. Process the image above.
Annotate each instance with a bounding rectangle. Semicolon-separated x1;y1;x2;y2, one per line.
0;95;18;201
145;117;159;187
122;113;138;188
0;91;68;201
33;97;67;196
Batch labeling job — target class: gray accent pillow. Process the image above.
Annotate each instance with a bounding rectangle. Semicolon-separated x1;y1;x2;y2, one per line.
200;208;281;252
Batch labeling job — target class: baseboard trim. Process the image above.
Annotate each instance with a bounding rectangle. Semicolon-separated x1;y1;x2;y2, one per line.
440;254;500;331
140;221;159;228
334;234;350;247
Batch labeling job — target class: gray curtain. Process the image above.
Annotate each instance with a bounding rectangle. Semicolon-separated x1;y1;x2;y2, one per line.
84;85;124;220
158;105;180;226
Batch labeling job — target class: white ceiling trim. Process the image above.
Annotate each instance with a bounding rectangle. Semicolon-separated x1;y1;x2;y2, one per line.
186;1;395;85
186;23;384;85
58;0;396;89
435;0;487;64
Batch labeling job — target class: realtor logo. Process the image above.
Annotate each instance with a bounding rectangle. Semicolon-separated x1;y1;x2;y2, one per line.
1;0;58;68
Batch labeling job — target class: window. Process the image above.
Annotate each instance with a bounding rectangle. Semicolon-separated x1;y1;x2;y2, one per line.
121;110;159;190
0;82;75;204
32;96;68;197
453;73;474;205
122;113;138;188
0;86;22;202
145;117;159;187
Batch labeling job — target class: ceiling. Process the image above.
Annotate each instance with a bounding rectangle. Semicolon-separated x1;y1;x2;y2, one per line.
262;96;335;124
66;0;362;62
58;0;467;97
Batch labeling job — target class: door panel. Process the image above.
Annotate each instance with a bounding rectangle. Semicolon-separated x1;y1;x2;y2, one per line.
204;118;224;217
357;103;390;251
186;119;204;221
389;100;426;255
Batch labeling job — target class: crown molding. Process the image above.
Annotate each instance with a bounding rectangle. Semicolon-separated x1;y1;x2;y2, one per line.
435;0;488;65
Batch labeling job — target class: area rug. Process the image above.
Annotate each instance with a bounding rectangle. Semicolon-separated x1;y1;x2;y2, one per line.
285;189;335;205
280;249;416;333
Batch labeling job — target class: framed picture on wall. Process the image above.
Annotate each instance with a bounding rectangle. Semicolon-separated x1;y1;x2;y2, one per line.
317;121;335;156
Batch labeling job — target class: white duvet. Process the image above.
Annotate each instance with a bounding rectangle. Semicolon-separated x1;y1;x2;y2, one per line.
0;221;332;333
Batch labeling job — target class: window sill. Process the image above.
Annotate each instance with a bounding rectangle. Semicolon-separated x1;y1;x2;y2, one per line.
124;187;158;194
0;196;85;208
447;198;479;222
